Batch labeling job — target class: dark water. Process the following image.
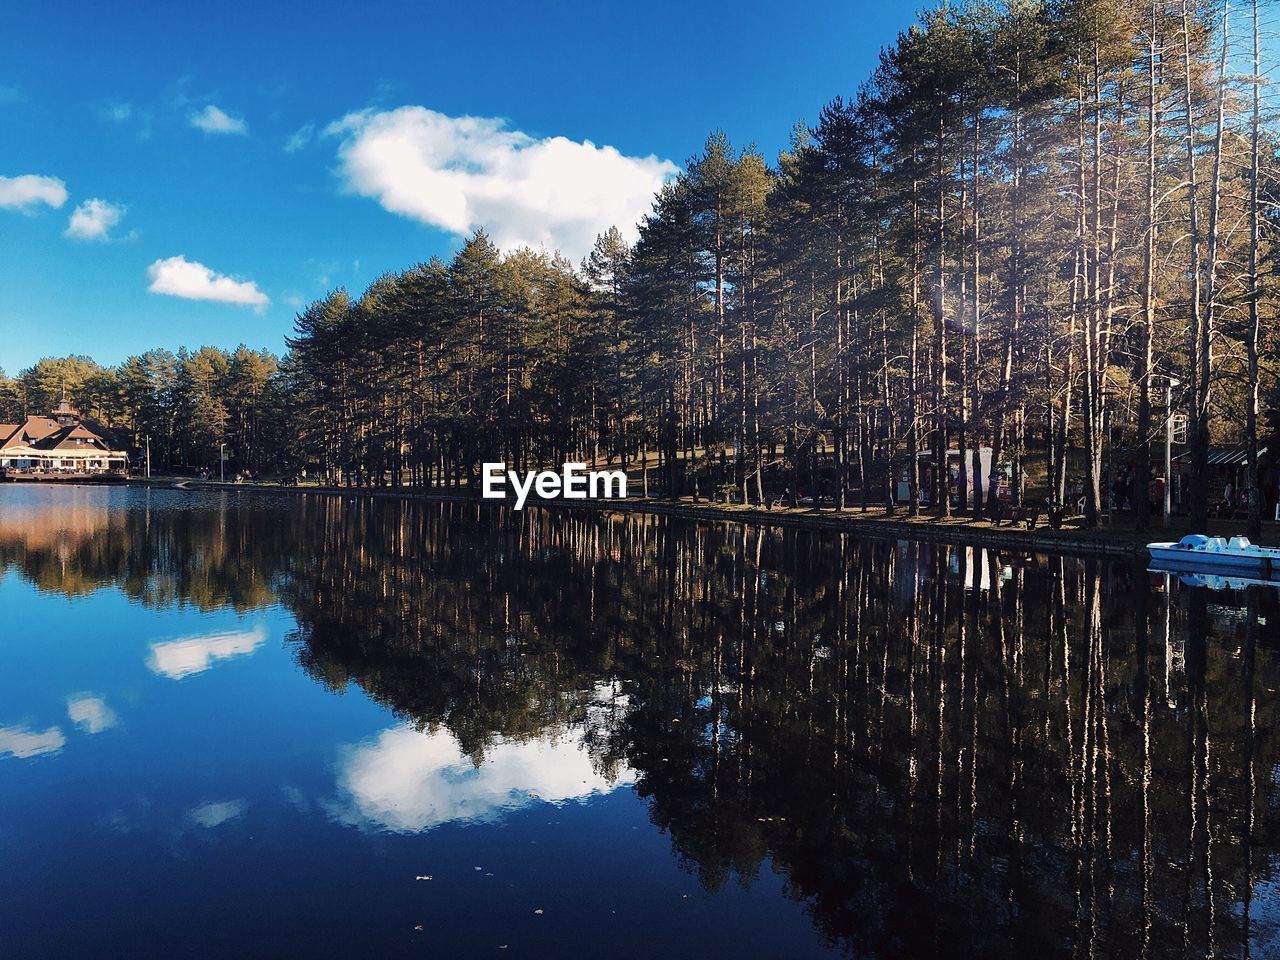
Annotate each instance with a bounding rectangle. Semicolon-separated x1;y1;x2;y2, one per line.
2;486;1279;959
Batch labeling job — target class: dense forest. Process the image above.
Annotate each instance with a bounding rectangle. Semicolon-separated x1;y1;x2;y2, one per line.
3;0;1278;531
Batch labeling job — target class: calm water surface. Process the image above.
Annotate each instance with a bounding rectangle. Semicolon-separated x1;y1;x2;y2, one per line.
2;485;1279;958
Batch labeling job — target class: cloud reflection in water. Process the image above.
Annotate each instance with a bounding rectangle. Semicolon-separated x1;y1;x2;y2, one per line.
189;799;247;829
67;694;118;734
147;625;267;680
0;724;66;759
332;724;633;833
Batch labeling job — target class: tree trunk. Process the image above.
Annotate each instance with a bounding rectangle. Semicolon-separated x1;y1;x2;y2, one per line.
1247;0;1263;537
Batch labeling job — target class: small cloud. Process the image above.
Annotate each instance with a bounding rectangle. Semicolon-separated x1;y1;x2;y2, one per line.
190;104;247;135
284;121;314;153
67;695;119;734
189;799;246;829
0;724;66;759
96;102;153;139
0;173;68;212
284;293;304;308
65;198;126;240
0;85;23;103
303;256;339;289
100;102;133;122
147;258;270;312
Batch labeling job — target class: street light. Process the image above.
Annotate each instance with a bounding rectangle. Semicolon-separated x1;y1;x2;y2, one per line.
1164;378;1180;526
220;443;226;483
144;435;151;479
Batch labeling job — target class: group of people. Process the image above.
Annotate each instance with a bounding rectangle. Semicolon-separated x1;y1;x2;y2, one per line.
1106;468;1275;519
1098;467;1172;514
194;467;258;483
1218;480;1254;518
1047;469;1169;516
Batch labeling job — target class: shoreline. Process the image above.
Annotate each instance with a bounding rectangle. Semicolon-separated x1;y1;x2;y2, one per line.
115;476;1168;558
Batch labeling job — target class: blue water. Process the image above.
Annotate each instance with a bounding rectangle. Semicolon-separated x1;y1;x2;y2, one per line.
0;486;835;959
3;484;1280;958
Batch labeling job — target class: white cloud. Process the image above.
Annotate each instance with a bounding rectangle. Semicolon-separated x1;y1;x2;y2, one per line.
0;174;68;212
0;724;66;759
65;198;126;240
98;102;152;139
326;106;677;259
67;695;119;734
147;624;268;679
190;104;247;135
146;257;270;311
189;799;246;828
284;121;314;153
332;721;633;834
100;102;133;122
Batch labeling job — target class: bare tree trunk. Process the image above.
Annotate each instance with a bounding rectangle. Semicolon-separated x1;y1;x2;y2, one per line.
970;106;984;515
835;240;848;511
1137;0;1160;532
1083;42;1105;527
910;162;923;516
1246;0;1263;538
934;110;950;518
1199;0;1230;530
1055;80;1087;510
1179;0;1218;530
910;325;921;517
958;162;970;514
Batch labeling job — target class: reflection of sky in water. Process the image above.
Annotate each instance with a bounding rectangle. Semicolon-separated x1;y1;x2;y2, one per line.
66;694;117;733
147;625;268;680
189;799;247;829
0;569;634;838
0;724;65;759
7;487;1280;959
333;721;634;833
0;491;848;959
1247;866;1280;955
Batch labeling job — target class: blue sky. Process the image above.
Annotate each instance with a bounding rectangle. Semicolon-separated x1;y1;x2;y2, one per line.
0;0;919;374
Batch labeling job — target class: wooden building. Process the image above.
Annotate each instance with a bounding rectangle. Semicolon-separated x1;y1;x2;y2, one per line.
0;400;128;482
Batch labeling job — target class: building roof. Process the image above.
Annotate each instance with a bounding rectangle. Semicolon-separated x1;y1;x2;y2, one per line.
0;411;121;455
1174;445;1269;466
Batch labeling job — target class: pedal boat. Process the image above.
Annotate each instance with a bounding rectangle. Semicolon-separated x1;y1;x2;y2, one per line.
1147;534;1280;578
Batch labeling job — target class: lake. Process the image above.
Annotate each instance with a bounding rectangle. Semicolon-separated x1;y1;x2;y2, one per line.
1;484;1278;958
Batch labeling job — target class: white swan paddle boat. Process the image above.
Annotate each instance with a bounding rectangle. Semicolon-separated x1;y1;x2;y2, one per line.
1147;534;1280;578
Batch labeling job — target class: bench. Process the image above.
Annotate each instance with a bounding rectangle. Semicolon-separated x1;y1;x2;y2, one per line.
992;502;1043;530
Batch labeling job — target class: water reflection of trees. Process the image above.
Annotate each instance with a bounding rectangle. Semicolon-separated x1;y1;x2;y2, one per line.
5;491;1280;958
0;488;292;611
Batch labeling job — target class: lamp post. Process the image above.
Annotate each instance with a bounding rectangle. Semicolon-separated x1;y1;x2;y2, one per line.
220;443;226;483
145;435;151;479
1164;378;1180;526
